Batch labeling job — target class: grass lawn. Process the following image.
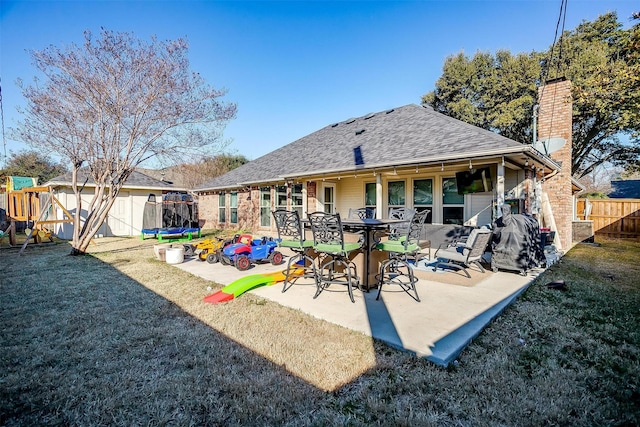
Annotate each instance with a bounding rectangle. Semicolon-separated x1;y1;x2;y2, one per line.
1;235;639;426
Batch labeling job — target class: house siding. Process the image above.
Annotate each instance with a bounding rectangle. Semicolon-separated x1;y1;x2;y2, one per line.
198;165;507;235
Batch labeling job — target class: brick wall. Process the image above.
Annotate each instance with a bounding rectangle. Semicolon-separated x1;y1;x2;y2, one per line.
197;193;218;229
539;78;573;250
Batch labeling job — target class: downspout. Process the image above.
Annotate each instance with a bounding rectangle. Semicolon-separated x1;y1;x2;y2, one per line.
532;104;539;146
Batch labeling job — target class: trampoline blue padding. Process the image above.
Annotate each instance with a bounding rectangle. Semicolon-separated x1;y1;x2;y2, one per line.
141;227;201;242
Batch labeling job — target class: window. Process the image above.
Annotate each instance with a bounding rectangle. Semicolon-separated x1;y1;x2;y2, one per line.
276;185;287;210
388;180;406;209
291;184;303;218
413;179;433;223
365;182;376;211
230;192;238;224
322;184;335;213
218;193;226;223
260;187;271;227
442;177;464;224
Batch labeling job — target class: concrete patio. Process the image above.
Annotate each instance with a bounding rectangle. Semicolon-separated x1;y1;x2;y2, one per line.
172;250;542;366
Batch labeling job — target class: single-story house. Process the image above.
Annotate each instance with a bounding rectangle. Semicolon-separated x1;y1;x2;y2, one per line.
46;170;185;239
196;78;581;250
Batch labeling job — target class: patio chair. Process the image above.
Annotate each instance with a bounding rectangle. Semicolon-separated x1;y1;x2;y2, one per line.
272;209;317;292
375;209;429;302
386;207;432;260
434;228;493;278
387;207;416;240
308;211;364;303
348;207;376;219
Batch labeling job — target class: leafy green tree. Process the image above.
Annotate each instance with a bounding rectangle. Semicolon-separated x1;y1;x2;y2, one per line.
423;12;640;178
12;29;236;254
0;150;67;184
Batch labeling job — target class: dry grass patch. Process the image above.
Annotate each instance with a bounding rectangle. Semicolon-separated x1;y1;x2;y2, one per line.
89;237;378;391
1;236;639;426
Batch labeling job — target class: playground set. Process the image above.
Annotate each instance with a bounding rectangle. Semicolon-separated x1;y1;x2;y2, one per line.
0;176;74;253
141;192;201;242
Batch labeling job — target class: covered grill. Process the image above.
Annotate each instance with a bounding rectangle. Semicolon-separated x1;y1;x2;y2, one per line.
491;205;544;275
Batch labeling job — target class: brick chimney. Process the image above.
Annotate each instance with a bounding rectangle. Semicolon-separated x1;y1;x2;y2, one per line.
538;78;573;250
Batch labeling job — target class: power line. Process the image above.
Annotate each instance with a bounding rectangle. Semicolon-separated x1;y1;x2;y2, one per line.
0;78;6;168
537;0;569;146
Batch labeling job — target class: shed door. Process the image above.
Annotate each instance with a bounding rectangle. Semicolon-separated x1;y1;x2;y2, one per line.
109;192;130;236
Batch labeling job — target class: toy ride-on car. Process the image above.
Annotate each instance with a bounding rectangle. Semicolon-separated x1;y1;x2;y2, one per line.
190;236;235;264
221;234;283;271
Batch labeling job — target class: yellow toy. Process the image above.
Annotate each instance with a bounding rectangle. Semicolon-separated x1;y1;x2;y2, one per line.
192;236;236;263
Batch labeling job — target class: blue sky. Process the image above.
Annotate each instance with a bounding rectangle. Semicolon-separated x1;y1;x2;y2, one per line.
1;0;638;166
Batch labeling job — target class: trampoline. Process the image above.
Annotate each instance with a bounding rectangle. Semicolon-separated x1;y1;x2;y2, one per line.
141;193;200;242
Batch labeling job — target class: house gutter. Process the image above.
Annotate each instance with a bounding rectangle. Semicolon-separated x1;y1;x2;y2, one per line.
45;181;187;192
276;145;561;181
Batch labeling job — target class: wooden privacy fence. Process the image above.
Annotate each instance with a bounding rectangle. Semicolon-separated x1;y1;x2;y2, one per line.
577;199;640;239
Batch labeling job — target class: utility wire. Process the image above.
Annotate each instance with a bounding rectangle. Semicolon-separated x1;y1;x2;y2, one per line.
537;0;569;147
540;0;568;91
0;78;6;168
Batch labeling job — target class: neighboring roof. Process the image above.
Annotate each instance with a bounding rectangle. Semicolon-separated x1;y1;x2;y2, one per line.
609;180;640;198
196;103;558;191
46;169;183;191
136;167;188;188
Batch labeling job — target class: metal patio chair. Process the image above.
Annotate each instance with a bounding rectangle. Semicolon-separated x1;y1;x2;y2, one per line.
308;211;364;303
434;228;493;278
348;207;376;219
375;209;429;302
387;207;416;239
272;209;317;292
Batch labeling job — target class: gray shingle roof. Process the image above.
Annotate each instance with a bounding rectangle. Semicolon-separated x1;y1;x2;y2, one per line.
196;104;530;191
46;169;179;190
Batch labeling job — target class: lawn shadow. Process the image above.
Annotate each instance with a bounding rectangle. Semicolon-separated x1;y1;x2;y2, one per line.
0;242;332;425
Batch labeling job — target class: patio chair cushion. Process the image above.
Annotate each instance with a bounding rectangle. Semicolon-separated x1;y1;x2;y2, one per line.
376;240;419;254
435;245;469;263
278;239;315;249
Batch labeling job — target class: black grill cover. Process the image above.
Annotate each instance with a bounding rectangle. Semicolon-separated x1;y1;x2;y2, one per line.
491;205;544;274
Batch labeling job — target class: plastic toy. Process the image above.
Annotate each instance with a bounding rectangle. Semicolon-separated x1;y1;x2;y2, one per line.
221;234;283;271
203;269;304;304
191;236;236;263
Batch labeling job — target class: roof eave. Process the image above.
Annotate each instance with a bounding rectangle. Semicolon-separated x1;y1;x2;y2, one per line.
278;145;561;180
47;181;182;191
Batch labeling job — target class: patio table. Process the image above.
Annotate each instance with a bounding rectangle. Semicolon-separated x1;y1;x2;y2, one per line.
302;217;408;290
339;218;408;289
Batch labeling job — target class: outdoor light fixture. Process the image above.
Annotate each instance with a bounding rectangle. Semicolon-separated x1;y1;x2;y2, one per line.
373;170;377;177
469;160;473;169
441;163;444;171
416;166;419;173
525;159;529;167
393;167;397;175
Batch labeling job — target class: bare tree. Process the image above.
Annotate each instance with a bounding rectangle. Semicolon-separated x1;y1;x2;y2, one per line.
177;154;250;190
12;29;236;254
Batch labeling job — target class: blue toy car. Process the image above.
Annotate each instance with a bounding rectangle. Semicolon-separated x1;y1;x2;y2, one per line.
221;234;283;271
